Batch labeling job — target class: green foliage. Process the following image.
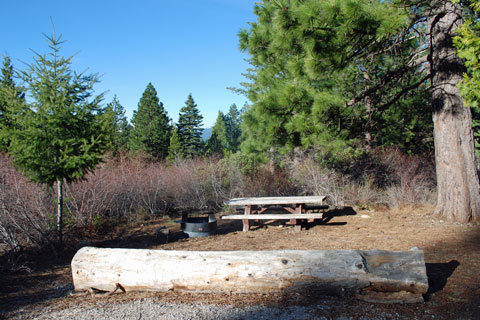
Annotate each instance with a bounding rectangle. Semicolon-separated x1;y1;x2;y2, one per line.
205;104;243;157
238;0;433;163
205;112;228;156
129;83;171;159
167;124;182;162
6;32;110;186
104;95;131;155
0;55;24;151
454;0;480;157
177;93;204;158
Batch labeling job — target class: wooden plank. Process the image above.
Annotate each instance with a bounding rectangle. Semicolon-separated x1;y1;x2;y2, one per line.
221;213;324;220
226;196;326;206
71;247;429;303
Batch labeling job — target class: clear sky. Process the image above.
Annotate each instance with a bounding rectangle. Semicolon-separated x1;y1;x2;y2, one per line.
1;0;257;127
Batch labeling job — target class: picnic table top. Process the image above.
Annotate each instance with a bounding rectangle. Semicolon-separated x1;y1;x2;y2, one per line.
226;196;326;207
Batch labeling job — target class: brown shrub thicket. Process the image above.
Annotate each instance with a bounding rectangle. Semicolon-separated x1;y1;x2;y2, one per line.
0;149;436;254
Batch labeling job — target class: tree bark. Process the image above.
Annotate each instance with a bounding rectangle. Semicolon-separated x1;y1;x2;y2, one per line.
71;247;428;303
429;1;480;222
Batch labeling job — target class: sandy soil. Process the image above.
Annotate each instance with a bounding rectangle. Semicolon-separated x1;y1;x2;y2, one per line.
1;205;479;319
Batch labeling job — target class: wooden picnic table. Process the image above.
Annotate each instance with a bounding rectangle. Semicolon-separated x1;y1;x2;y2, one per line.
222;196;328;232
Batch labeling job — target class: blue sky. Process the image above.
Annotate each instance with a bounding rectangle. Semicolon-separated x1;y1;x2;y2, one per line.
1;0;257;127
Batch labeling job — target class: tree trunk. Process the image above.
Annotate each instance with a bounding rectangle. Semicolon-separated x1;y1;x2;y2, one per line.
57;178;63;244
429;1;480;222
72;247;428;303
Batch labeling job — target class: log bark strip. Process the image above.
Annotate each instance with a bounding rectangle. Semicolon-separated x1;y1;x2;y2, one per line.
71;247;428;303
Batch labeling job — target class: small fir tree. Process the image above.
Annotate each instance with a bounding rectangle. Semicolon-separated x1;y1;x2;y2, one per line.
129;83;171;159
6;31;112;243
166;124;182;162
177;94;204;158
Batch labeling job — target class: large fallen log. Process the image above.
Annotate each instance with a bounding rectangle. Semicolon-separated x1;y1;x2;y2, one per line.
71;247;428;303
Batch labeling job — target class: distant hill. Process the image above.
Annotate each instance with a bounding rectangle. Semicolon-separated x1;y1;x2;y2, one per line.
201;127;212;141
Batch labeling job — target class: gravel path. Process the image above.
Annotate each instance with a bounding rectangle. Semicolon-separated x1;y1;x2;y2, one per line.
5;298;426;320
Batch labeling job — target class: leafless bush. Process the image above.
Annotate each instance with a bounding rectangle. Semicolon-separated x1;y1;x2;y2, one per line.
378;149;436;207
289;157;346;206
0;155;54;253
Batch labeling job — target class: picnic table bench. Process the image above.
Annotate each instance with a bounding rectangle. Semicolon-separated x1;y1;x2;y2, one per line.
221;196;328;232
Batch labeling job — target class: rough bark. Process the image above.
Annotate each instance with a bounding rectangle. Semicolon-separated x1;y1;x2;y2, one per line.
429;1;480;222
71;247;428;303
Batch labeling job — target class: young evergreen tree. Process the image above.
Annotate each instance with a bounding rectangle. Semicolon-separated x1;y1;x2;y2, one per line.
205;105;243;156
177;94;204;158
224;104;242;153
5;32;112;243
129;83;171;159
105;95;131;155
205;112;228;156
0;55;24;151
166;123;182;162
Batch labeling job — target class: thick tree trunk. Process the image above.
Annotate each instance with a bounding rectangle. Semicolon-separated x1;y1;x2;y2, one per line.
429;1;480;222
72;247;428;303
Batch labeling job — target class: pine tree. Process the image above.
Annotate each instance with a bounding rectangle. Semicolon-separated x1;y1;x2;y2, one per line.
205;105;243;156
205;112;228;156
167;124;182;162
454;0;480;160
6;31;112;243
239;0;480;222
224;104;242;154
177;94;204;158
105;95;131;155
0;55;24;151
129;83;171;159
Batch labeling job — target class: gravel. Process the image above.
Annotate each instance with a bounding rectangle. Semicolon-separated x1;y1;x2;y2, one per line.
5;298;427;320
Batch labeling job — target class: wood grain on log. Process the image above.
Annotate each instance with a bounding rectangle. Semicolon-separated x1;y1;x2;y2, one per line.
71;247;428;303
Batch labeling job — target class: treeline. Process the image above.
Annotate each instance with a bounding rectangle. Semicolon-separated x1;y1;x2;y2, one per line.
103;84;243;161
1;0;480;255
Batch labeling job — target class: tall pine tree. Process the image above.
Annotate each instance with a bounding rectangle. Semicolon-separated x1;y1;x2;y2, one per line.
239;0;480;222
129;83;171;159
177;94;204;158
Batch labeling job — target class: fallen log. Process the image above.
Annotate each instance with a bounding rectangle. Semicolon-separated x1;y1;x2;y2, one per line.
71;247;428;303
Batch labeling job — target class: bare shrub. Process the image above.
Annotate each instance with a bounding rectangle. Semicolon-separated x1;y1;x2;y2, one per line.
290;157;346;206
378;149;436;207
0;155;54;253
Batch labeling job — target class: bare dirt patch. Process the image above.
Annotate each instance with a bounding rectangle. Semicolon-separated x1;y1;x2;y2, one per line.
1;206;479;319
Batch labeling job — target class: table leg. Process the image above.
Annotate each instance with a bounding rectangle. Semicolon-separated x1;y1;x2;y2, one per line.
294;204;303;232
242;205;251;232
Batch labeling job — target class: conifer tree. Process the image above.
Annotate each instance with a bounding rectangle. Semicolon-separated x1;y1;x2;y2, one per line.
105;95;131;155
205;112;228;156
6;31;112;243
224;104;242;153
177;94;204;158
129;83;171;159
239;0;480;222
167;124;182;162
0;55;24;151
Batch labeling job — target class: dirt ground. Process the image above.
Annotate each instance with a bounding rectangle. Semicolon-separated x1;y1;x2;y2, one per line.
1;205;479;319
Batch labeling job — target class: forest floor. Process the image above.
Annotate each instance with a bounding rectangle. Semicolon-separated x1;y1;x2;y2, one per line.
1;205;479;319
